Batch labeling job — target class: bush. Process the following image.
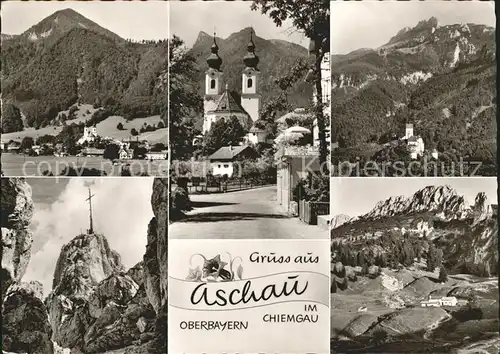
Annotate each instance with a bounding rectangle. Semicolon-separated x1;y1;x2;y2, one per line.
170;187;191;216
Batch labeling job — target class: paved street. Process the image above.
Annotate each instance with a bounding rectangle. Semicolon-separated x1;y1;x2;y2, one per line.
169;186;328;239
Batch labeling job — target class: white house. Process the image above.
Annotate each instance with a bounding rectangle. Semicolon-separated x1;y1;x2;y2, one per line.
78;126;98;145
208;145;257;178
145;150;168;160
421;296;458;307
202;29;260;134
244;126;268;145
420;299;441;307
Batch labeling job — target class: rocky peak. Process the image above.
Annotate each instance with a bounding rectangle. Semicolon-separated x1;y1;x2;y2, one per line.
52;233;124;298
471;192;493;225
330;214;353;229
362;185;470;221
415;17;439;31
364;195;410;219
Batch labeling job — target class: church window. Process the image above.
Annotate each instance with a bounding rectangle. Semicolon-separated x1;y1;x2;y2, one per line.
247;78;253;88
210;79;216;89
218;164;221;168
223;164;229;168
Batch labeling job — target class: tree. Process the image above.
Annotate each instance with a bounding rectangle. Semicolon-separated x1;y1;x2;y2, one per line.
20;137;34;151
252;0;329;171
117;122;124;130
1;103;24;133
169;35;202;160
103;144;120;160
203;116;246;155
438;266;448;282
130;128;139;136
151;143;166;152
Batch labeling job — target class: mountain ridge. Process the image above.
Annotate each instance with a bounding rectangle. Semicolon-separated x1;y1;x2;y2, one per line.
331;185;498;276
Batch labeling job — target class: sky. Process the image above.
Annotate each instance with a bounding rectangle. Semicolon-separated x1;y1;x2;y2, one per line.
170;0;307;48
330;0;496;54
1;0;170;40
330;177;498;218
24;177;155;297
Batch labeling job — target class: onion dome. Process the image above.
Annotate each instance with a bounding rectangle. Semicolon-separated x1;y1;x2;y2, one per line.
243;29;259;69
206;33;222;70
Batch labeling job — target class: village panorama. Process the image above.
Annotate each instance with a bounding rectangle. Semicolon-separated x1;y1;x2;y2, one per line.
0;6;168;177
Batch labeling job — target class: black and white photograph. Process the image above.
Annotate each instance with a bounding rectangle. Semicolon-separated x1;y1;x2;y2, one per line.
1;177;168;354
0;1;168;177
330;0;496;177
1;177;167;354
169;0;330;239
329;177;498;353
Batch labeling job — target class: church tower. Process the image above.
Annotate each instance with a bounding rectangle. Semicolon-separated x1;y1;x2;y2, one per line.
241;29;261;123
204;33;224;126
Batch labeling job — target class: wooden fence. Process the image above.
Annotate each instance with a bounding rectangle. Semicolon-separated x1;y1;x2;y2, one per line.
299;201;330;225
173;177;276;194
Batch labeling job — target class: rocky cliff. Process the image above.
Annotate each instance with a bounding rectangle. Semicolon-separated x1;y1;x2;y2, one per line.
1;178;34;302
1;178;54;353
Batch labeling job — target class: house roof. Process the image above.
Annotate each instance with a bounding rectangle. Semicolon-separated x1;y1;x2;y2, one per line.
146;150;168;154
208;145;253;160
84;148;104;155
212;88;246;114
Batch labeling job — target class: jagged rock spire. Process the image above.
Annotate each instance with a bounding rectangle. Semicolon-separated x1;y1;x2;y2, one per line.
243;28;259;69
206;32;222;70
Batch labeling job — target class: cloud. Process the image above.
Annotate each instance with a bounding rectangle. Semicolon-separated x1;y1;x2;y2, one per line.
24;178;154;297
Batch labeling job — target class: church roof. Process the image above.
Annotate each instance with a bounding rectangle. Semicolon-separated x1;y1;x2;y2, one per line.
212;86;247;115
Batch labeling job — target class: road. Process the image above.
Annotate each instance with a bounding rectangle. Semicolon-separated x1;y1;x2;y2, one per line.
169;186;328;239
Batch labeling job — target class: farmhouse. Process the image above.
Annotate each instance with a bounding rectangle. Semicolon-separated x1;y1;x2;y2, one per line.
83;148;104;157
420;296;458;307
5;141;21;152
208;145;257;177
145;150;168;161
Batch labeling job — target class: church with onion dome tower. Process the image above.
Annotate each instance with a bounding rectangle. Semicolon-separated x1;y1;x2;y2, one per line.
202;29;263;141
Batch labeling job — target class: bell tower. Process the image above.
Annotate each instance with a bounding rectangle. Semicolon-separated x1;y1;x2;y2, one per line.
241;29;261;122
204;33;224;133
205;33;223;98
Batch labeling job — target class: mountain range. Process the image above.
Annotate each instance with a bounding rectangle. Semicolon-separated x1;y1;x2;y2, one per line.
331;185;498;276
1;8;168;131
331;17;496;163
